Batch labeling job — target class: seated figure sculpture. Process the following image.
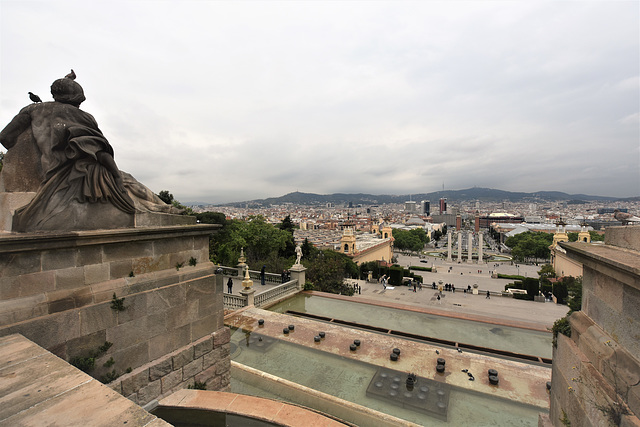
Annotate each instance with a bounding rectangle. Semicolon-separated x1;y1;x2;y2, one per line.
0;74;182;232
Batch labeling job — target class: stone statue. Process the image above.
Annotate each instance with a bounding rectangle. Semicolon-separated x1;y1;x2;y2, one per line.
295;244;302;265
0;74;182;232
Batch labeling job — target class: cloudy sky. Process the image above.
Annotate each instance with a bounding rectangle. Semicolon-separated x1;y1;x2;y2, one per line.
1;1;638;203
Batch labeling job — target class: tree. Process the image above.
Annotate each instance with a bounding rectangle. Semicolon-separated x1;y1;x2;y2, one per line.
195;211;226;225
393;228;428;252
277;215;296;259
306;250;357;295
209;215;292;271
300;238;317;261
538;264;556;291
566;276;583;311
505;232;553;263
433;229;442;242
278;215;295;233
0;151;4;172
157;190;173;205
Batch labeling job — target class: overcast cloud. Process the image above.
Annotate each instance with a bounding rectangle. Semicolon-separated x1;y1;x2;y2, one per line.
1;1;638;203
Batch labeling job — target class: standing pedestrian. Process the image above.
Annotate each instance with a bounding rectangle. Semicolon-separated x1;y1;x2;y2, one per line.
227;277;233;294
261;265;266;286
413;281;417;292
437;294;441;304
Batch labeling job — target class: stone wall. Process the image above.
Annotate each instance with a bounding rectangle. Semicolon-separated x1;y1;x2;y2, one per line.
546;228;639;427
110;327;231;406
0;225;216;325
0;224;231;404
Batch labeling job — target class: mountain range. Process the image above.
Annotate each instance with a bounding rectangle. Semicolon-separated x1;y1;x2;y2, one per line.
196;188;638;207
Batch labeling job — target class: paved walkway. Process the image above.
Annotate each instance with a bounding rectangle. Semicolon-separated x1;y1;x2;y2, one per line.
351;254;569;330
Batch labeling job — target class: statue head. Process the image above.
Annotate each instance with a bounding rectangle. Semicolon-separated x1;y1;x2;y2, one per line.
50;78;86;107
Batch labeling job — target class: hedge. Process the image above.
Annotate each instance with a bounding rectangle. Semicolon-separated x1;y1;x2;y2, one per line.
497;274;527;280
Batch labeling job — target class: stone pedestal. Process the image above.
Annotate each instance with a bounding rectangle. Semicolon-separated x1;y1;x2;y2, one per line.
289;264;307;290
240;288;256;307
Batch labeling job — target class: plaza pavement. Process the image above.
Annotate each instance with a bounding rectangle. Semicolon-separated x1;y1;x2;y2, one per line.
349;254;570;330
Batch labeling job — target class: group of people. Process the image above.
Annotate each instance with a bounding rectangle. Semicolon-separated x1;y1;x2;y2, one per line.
350;283;362;295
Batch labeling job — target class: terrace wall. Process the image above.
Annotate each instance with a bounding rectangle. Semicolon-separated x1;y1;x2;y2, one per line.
0;224;230;404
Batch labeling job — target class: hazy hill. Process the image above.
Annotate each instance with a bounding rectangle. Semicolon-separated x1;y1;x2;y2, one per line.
209;188;633;207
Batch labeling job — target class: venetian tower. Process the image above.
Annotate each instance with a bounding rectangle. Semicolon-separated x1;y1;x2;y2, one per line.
341;223;357;255
550;219;569;249
578;222;591;243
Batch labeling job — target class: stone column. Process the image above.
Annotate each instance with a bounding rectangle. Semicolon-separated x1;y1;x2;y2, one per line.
478;233;484;264
457;233;462;262
289;264;307;290
447;231;452;262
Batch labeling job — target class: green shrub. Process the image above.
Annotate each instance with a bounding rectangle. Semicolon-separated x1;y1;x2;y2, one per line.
388;266;404;286
497;274;526;280
553;282;568;305
70;356;96;372
552;316;571;347
110;293;126;311
188;380;207;390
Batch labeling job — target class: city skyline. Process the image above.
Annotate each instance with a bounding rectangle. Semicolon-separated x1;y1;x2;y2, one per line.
1;1;638;203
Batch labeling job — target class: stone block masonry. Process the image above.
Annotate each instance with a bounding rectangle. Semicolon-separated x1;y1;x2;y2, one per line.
111;327;231;406
0;224;231;404
547;228;640;427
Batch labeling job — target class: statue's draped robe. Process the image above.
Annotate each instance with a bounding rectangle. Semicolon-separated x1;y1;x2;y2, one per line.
1;102;177;232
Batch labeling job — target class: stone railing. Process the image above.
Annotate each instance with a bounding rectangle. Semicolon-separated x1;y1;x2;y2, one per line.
254;280;299;307
223;294;248;310
222;280;300;310
248;270;283;284
219;266;239;276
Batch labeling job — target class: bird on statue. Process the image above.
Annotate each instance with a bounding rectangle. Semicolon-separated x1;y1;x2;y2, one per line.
614;209;640;225
28;92;42;103
65;69;76;80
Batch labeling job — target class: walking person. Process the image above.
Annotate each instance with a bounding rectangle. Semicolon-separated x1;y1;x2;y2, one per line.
227;277;233;294
413;281;417;292
486;290;491;299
